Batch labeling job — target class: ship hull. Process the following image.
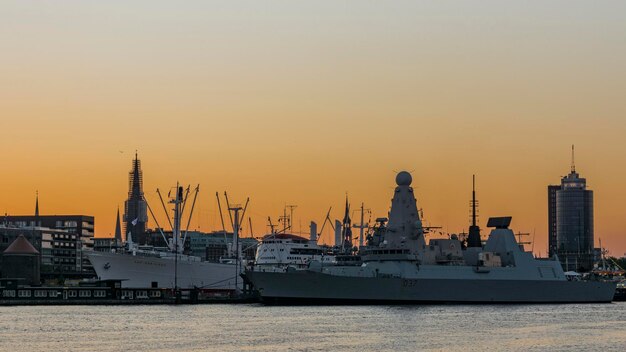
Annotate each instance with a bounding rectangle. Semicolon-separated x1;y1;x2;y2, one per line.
87;251;242;290
244;270;617;304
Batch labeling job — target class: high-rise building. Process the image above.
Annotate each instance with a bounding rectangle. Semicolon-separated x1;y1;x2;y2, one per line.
547;185;560;257
123;153;148;243
547;147;594;272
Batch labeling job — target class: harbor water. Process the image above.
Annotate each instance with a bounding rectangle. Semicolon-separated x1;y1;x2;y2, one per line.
1;303;625;351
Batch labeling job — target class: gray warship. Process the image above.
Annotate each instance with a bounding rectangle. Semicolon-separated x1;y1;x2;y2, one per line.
244;172;616;304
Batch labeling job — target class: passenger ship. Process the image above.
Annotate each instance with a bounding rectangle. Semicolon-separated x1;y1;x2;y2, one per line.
254;232;334;271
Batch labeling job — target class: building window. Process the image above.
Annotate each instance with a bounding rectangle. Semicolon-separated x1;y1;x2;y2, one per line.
64;221;78;227
48;291;58;298
79;290;91;298
2;290;16;298
34;290;47;298
18;290;31;298
68;290;77;298
94;290;106;298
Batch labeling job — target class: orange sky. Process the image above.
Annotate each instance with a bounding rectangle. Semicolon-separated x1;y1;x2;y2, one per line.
1;1;625;257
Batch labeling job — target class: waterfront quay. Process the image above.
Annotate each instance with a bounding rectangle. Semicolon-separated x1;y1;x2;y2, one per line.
0;279;257;306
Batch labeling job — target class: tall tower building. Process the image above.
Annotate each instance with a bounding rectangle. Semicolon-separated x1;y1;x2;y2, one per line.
547;146;594;272
123;153;148;243
547;185;560;257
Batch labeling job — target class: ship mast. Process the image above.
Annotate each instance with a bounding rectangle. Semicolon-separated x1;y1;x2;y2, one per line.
171;184;184;292
229;205;243;293
353;203;370;248
467;175;482;248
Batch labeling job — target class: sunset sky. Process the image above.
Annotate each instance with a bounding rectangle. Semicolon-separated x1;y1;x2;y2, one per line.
1;1;625;256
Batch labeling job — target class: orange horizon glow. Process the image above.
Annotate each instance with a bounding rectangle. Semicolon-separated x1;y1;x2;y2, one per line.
3;151;625;258
1;2;625;257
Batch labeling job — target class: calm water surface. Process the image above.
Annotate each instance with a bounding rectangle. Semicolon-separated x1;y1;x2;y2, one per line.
1;303;625;351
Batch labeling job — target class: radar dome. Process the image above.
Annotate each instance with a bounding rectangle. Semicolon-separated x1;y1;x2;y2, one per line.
396;171;412;186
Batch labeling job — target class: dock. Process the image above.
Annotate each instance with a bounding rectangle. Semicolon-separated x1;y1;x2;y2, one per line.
0;278;259;306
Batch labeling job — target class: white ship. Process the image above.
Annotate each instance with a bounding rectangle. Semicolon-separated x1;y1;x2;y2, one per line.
88;185;246;290
254;232;335;271
87;247;242;290
252;198;376;272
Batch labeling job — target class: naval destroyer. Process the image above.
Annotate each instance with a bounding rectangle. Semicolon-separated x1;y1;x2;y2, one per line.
244;172;616;303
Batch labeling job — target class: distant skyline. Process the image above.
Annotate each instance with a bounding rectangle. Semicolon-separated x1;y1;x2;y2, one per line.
1;1;626;256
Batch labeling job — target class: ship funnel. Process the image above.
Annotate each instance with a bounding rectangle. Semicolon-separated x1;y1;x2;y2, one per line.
310;221;317;242
334;219;342;247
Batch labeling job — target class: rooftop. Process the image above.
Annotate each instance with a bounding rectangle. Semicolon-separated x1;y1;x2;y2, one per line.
4;234;39;255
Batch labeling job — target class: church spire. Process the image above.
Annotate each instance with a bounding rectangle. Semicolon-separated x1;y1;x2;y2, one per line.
129;152;143;199
341;194;352;252
124;153;148;243
35;191;39;218
115;206;122;244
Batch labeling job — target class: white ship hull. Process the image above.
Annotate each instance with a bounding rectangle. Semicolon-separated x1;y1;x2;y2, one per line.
87;251;243;290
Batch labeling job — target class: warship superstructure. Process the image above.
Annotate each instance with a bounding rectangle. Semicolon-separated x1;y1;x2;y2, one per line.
244;172;616;303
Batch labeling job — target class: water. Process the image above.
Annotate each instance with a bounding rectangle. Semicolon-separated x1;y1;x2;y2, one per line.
1;303;625;351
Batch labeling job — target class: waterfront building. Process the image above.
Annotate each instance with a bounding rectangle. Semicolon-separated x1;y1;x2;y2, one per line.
123;153;148;243
547;185;561;257
93;238;117;252
547;147;594;271
0;235;41;286
1;196;95;277
0;225;86;279
2;215;95;276
186;231;257;262
137;228;169;248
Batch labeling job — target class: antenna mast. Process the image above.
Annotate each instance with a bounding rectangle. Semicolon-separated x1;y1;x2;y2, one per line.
353;202;370;248
571;144;576;173
472;175;477;227
267;216;276;234
467;175;482;248
286;205;297;232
